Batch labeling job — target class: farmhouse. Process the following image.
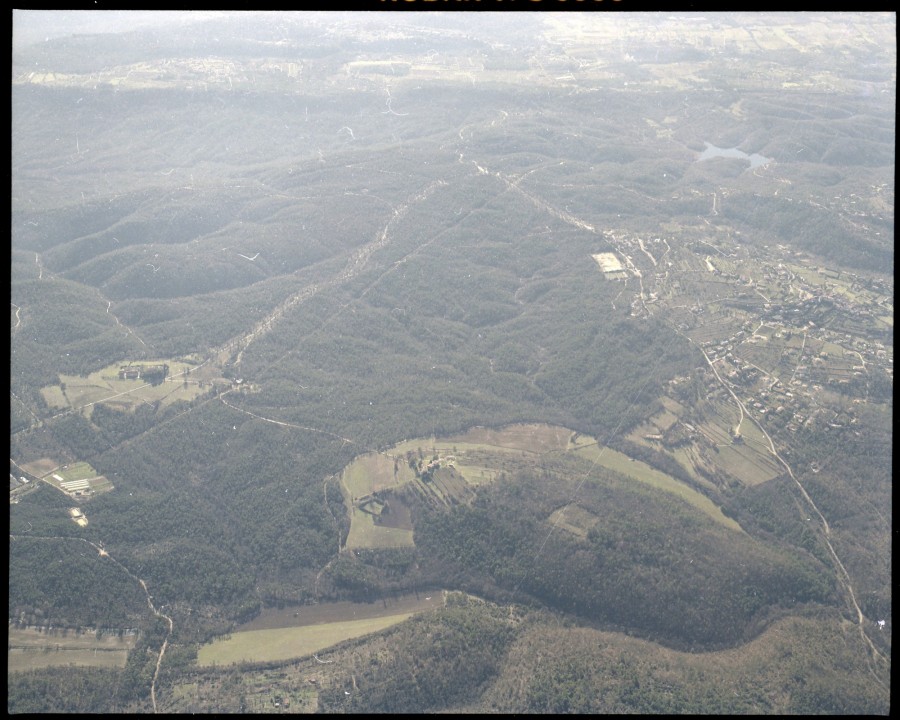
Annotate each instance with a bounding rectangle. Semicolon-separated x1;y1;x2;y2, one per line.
119;363;169;382
592;252;629;279
118;366;141;380
60;478;90;491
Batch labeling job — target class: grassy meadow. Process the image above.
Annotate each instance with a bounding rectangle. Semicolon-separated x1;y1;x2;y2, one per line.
8;627;135;672
41;359;209;416
569;435;744;532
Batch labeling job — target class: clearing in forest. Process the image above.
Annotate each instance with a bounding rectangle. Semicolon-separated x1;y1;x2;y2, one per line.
7;627;136;672
40;358;211;417
42;461;114;498
198;593;443;666
341;423;743;549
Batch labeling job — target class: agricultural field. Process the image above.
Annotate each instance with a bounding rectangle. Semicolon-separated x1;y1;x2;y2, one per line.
444;423;573;455
198;594;443;667
20;457;64;478
341;424;579;549
40;358;212;417
340;451;414;502
626;395;685;442
693;396;783;486
198;615;415;667
341;423;743;549
340;452;418;549
8;626;136;672
343;507;415;550
42;461;114;499
569;435;744;532
56;461;100;482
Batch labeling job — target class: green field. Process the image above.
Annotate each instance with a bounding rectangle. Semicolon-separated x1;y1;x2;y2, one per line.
55;462;99;482
341;451;415;501
571;438;744;532
39;384;68;410
197;613;414;666
344;509;415;550
42;359;210;416
7;627;135;672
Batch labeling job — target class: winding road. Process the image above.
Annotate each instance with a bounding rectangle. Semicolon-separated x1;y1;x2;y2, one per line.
677;327;888;680
8;533;174;712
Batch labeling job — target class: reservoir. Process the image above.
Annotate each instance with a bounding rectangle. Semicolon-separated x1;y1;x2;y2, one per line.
697;142;772;170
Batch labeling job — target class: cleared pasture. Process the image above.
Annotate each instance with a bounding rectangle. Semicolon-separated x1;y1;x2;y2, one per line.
548;504;600;539
341;451;413;500
21;458;61;477
39;384;68;410
43;359;208;415
197;613;415;667
237;593;441;632
452;463;499;485
56;461;98;482
571;440;744;532
442;423;573;454
340;455;416;549
8;627;135;672
8;647;129;672
344;508;415;550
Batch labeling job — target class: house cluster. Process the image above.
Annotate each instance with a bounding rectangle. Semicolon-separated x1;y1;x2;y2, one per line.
118;364;169;381
700;328;748;363
68;507;88;527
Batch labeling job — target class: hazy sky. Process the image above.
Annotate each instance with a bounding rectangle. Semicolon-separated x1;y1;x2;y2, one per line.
12;10;229;50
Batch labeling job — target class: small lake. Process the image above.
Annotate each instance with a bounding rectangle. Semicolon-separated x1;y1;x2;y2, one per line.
697;142;772;170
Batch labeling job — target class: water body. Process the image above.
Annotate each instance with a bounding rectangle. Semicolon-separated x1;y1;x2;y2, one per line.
697;142;772;170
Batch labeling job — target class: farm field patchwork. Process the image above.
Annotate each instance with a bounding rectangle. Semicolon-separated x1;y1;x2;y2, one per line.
569;435;745;532
341;424;743;549
41;461;114;498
